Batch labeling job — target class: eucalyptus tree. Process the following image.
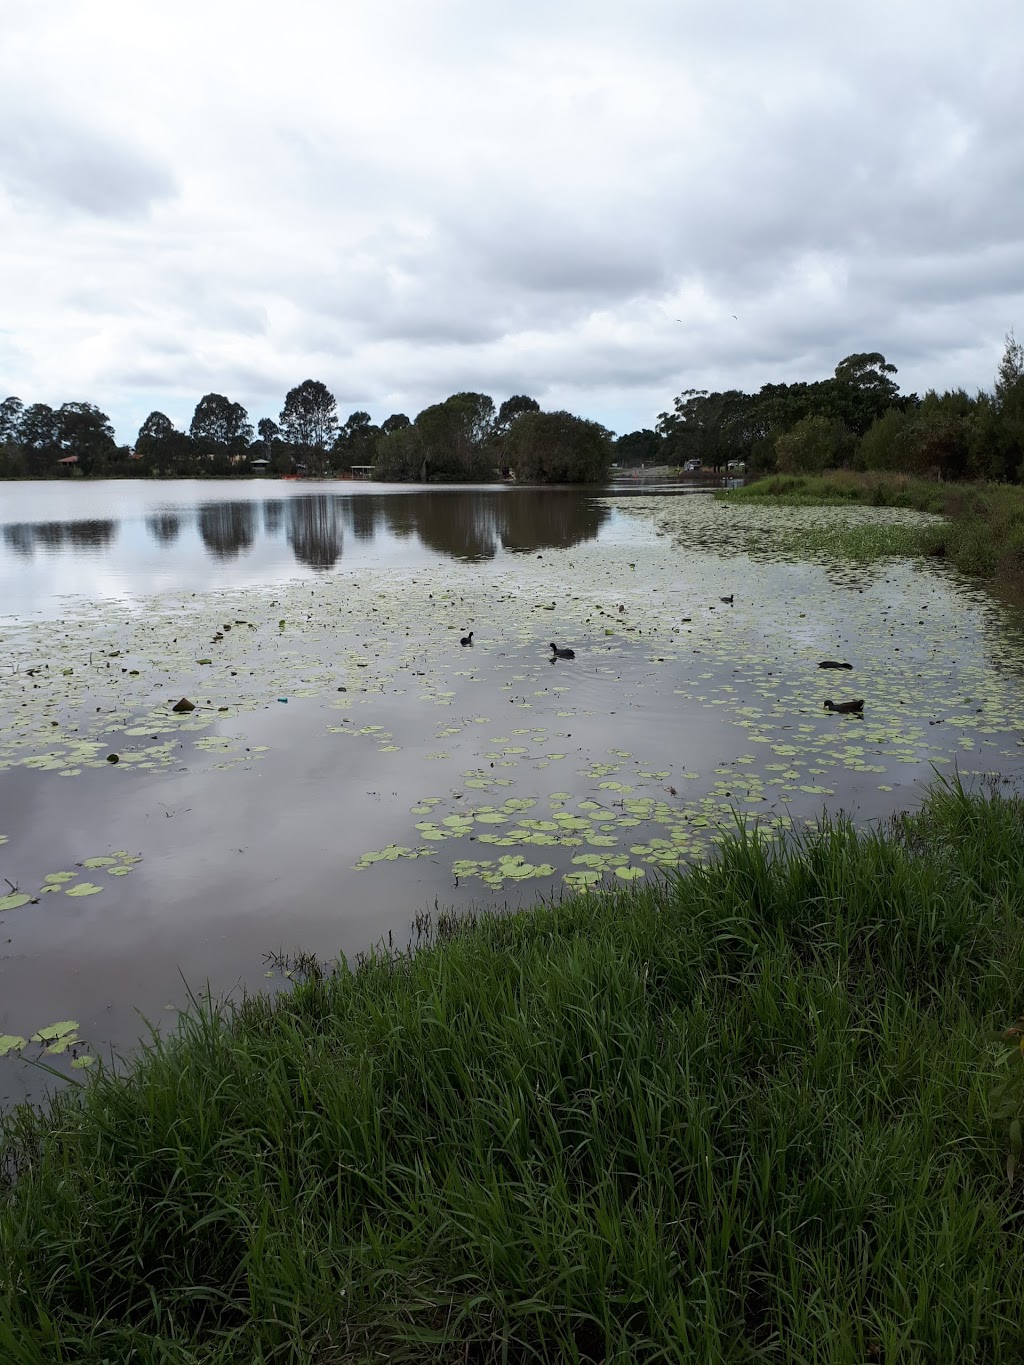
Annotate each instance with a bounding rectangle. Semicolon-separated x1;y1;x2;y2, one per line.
279;380;338;474
190;393;253;455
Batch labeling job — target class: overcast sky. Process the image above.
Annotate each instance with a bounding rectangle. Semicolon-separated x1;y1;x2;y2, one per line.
2;0;1023;444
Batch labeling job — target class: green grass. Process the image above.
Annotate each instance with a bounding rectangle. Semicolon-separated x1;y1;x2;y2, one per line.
722;474;1024;595
3;779;1024;1362
719;472;949;513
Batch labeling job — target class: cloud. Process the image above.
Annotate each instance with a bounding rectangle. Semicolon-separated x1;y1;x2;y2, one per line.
0;108;176;219
0;0;1022;441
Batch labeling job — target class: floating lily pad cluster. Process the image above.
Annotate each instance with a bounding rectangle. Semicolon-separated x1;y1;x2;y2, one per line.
0;1020;93;1068
0;853;143;910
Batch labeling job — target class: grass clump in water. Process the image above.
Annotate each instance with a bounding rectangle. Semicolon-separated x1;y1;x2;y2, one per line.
3;778;1024;1362
724;473;1024;594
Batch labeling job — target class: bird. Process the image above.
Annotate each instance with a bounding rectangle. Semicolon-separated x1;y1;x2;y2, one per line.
720;594;734;605
823;698;864;715
460;632;473;647
550;642;575;659
818;660;853;670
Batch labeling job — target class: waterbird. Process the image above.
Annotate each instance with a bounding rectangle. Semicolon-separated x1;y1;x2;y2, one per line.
550;642;576;659
720;594;734;605
460;632;473;647
818;660;853;670
823;698;864;715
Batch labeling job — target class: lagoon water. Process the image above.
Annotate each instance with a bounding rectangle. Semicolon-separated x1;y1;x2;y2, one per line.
2;479;1024;1104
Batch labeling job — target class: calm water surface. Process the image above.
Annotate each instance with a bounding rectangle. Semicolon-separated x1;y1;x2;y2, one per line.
2;480;1023;1105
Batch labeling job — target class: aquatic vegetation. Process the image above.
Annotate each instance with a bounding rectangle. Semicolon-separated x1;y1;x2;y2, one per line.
726;474;1024;597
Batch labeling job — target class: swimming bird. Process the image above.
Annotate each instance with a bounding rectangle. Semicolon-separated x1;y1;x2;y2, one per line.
818;660;853;670
823;698;864;715
460;632;473;647
550;642;575;659
720;594;734;605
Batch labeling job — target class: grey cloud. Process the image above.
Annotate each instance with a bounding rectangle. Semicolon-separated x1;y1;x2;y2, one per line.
0;112;176;218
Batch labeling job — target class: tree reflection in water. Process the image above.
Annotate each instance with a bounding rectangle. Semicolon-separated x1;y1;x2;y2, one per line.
287;496;343;570
145;513;182;545
2;520;117;554
197;503;257;560
262;500;285;536
3;490;609;572
3;525;35;557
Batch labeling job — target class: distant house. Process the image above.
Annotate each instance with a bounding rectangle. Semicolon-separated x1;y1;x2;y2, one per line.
56;454;78;470
726;460;746;472
683;459;701;472
250;457;271;474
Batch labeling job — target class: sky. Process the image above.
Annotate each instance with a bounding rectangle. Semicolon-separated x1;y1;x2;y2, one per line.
1;0;1023;445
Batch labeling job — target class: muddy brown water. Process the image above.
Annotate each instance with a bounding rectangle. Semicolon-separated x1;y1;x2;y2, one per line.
2;480;1023;1107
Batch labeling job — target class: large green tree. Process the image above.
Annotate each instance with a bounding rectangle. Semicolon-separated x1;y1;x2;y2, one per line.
57;402;117;473
774;415;853;473
411;392;497;481
332;410;379;471
136;411;195;474
279;380;338;474
0;396;24;444
615;429;663;467
495;395;540;432
190;394;253;455
505;411;613;483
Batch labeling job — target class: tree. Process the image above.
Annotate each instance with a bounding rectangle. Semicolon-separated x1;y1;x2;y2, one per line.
138;411;176;446
136;412;195;475
412;392;497;481
57;402;117;473
380;413;410;436
0;396;24;444
190;393;253;454
333;410;380;471
505;411;613;483
774;415;853;473
831;353;902;435
858;408;915;472
279;380;338;474
657;389;764;469
18;403;62;474
373;423;425;481
993;331;1024;480
995;330;1024;400
495;395;540;432
257;418;280;445
615;429;663;467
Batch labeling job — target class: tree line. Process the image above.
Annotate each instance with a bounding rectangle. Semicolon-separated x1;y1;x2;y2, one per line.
4;335;1022;484
0;383;615;484
612;337;1024;482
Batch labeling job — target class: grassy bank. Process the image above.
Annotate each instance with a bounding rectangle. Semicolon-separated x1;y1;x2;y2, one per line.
3;780;1024;1363
722;473;1024;589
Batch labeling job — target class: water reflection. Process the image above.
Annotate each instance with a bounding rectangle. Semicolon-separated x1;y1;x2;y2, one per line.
1;489;610;573
3;519;118;556
146;513;182;545
3;524;34;557
287;497;343;570
197;502;257;560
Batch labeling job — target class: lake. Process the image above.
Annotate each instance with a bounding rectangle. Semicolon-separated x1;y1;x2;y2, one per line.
3;479;1024;1103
